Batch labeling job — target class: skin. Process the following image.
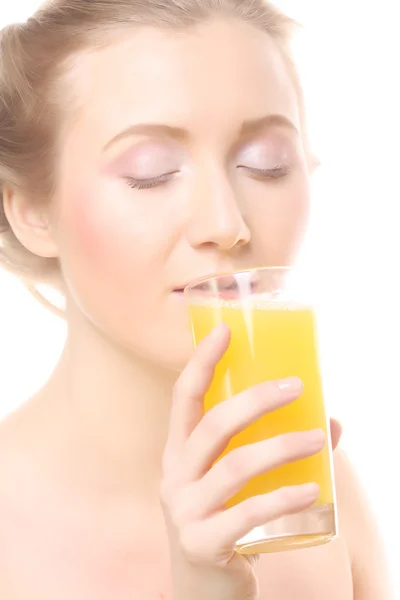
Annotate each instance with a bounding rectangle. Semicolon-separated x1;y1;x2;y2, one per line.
0;18;392;600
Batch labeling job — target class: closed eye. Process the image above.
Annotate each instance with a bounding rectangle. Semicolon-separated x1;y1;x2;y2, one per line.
125;171;179;190
238;164;290;179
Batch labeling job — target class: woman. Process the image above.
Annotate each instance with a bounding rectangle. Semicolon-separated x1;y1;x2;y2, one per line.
0;1;390;598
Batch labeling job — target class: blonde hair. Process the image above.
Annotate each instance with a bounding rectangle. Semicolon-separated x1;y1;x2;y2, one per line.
0;0;299;316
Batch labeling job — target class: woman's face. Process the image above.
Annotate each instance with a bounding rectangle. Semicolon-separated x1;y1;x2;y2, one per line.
52;19;310;370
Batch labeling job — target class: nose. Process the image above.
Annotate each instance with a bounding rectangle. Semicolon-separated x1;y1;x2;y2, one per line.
186;169;251;251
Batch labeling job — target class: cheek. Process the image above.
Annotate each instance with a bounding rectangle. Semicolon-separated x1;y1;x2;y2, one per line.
64;190;138;279
248;170;310;263
55;183;191;368
56;184;164;319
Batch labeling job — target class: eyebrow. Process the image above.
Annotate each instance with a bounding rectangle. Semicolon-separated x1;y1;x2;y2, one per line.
102;113;299;152
241;114;299;136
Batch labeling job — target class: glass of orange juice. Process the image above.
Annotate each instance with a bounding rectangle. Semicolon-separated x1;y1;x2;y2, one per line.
184;267;337;555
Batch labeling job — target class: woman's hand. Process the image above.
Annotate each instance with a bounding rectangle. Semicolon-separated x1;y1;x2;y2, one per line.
161;323;341;600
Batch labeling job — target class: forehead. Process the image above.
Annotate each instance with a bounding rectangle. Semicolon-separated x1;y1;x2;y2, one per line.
62;19;299;149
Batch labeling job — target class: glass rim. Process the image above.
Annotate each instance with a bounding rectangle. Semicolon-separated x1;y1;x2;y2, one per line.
183;265;294;294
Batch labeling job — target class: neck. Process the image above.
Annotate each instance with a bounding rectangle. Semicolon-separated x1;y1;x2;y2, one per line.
42;307;178;501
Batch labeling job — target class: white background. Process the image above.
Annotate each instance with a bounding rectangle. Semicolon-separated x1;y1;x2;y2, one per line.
1;1;399;595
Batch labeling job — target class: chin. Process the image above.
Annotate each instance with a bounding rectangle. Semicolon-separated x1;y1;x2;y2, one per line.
119;323;195;374
156;335;196;373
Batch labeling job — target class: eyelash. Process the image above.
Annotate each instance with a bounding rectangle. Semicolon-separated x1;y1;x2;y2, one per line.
125;171;178;190
125;165;289;191
240;165;290;180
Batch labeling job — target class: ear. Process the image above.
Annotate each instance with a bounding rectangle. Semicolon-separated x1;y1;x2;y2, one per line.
2;185;59;259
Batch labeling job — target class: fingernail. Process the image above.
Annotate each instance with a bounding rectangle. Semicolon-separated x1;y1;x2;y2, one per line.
211;322;228;338
301;482;320;499
307;428;326;448
277;376;303;393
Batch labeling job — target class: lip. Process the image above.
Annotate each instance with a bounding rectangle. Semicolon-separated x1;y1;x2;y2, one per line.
173;274;239;295
174;269;266;296
179;270;245;293
172;274;218;294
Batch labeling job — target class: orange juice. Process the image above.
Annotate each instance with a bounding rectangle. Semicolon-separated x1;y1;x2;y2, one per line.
188;301;334;509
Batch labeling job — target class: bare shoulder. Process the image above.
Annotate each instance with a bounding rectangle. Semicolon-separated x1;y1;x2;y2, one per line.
255;449;352;600
333;449;393;599
0;396;56;537
257;448;392;600
0;402;35;490
0;397;43;469
0;402;43;595
0;396;71;594
0;400;44;519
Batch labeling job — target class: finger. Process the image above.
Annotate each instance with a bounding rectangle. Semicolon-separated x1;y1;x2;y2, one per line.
163;323;230;467
329;418;343;451
193;429;325;516
180;483;320;567
181;376;303;482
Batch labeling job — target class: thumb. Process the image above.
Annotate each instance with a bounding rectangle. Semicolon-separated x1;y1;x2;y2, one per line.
329;418;343;451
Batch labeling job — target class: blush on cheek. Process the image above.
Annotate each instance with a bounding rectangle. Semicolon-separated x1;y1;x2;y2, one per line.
57;180;165;332
62;185;134;273
57;183;172;360
66;192;105;260
58;185;140;310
